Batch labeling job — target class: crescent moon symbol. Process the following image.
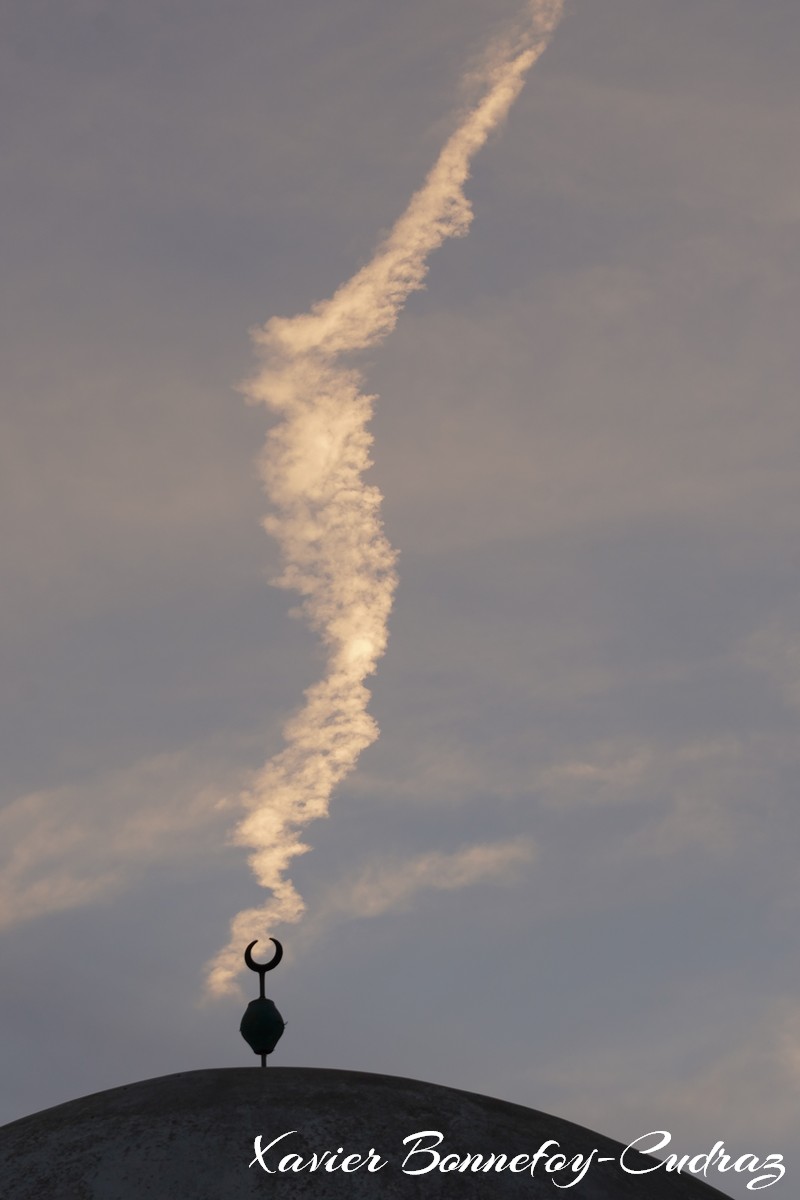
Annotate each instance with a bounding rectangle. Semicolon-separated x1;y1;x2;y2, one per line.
244;937;283;973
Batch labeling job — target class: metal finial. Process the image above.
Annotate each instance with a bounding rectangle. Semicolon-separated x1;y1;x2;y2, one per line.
244;938;283;997
239;939;286;1067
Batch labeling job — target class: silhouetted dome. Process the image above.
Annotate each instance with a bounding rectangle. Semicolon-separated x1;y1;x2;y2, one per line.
0;1067;729;1198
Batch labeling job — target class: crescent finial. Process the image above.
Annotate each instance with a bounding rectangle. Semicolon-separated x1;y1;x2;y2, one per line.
244;937;283;974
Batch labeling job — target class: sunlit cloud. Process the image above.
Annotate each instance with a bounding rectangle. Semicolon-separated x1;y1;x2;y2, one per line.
295;838;537;949
0;749;233;931
205;0;565;996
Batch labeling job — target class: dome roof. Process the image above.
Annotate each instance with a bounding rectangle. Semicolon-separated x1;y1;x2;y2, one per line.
0;1067;730;1198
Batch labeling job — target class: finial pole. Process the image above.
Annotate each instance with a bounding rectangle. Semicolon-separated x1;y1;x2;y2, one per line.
239;939;286;1067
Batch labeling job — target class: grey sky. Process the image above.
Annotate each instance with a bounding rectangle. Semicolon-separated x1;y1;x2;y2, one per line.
2;3;798;1196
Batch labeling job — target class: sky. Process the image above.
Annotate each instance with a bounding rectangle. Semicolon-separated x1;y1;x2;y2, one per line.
2;1;799;1196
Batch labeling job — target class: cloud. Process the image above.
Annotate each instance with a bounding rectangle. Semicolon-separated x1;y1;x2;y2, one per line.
298;837;537;946
502;61;800;226
204;0;565;996
537;734;787;859
654;1002;800;1143
538;740;657;809
740;615;800;713
535;998;800;1148
0;747;234;931
370;233;800;558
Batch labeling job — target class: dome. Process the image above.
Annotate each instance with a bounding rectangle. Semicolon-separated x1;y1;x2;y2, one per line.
0;1067;731;1198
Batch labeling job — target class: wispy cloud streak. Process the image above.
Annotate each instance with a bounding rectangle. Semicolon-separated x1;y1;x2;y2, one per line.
206;0;564;995
303;839;537;934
